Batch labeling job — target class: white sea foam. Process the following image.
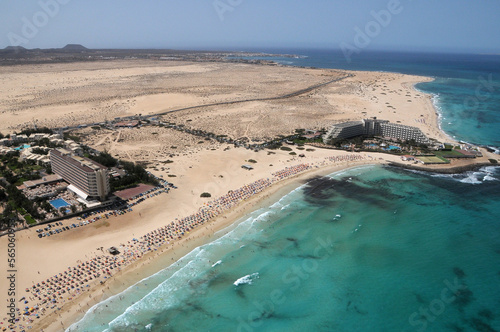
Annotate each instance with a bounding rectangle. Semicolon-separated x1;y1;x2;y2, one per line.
459;167;499;184
460;172;483;184
430;173;454;179
66;245;203;331
107;254;207;329
483;175;497;182
353;224;362;233
233;272;259;286
328;165;377;179
251;210;273;226
487;146;500;154
212;260;222;267
404;166;498;185
91;194;291;329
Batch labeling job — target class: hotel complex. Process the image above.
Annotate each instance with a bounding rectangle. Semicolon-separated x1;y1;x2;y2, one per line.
50;149;110;201
323;118;430;144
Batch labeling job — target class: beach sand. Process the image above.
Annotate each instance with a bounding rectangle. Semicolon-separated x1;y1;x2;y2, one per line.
0;59;484;331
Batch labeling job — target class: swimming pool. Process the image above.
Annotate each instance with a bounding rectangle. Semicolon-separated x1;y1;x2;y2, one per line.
385;145;401;150
50;198;70;209
14;144;31;151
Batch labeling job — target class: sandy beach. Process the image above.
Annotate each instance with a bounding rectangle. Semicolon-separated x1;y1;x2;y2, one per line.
1;59;493;331
1;150;397;331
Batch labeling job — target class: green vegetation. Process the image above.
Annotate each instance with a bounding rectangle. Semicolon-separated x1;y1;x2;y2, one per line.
415;155;449;164
24;215;36;225
489;159;498;164
0;152;48;229
1;152;42;185
31;147;49;155
280;146;292;151
88;151;117;167
327;136;365;148
37;137;63;148
63;132;81;142
289;152;297;156
247;159;257;163
0;179;44;229
16;127;53;136
200;192;211;198
434;149;465;158
443;144;454;150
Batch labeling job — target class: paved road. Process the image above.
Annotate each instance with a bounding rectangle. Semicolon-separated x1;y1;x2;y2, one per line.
58;73;353;132
153;73;353;116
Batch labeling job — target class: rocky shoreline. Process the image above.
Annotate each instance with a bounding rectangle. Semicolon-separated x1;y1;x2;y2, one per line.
388;161;498;174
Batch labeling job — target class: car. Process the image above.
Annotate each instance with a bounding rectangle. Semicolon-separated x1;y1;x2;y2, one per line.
38;234;42;238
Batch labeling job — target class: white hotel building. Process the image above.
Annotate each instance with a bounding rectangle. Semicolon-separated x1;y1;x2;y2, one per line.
323;118;430;144
50;149;110;201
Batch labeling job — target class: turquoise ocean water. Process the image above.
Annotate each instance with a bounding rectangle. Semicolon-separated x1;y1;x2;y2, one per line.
69;51;500;332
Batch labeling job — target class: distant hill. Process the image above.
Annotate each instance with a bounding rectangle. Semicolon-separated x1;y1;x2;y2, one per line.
62;44;88;51
2;46;27;53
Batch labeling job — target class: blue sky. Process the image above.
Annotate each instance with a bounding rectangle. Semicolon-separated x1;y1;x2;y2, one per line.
1;0;499;53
